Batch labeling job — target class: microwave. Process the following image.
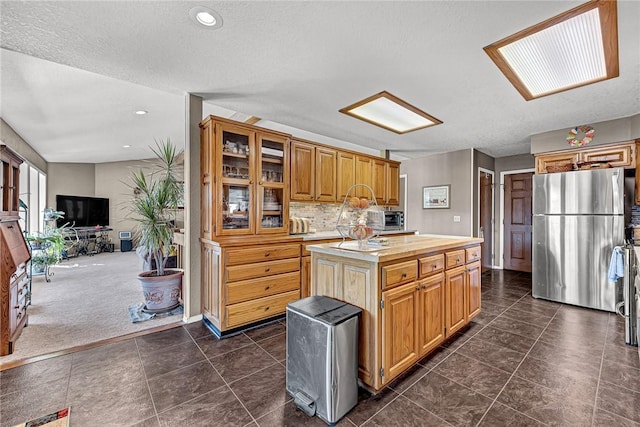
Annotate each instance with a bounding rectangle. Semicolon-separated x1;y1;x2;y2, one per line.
383;211;404;230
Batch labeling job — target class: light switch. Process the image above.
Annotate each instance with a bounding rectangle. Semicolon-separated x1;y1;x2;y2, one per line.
453;216;461;222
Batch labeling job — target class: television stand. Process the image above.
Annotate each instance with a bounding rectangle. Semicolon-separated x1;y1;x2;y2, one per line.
64;226;114;257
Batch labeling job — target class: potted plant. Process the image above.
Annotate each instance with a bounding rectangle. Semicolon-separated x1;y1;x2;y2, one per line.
128;139;184;313
26;208;69;280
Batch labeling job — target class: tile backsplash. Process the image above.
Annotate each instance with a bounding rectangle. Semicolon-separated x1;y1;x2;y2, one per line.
289;202;342;232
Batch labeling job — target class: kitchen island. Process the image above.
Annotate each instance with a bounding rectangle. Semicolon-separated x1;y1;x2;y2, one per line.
308;234;483;393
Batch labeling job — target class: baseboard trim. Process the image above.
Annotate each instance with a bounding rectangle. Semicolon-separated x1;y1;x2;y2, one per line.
184;314;203;323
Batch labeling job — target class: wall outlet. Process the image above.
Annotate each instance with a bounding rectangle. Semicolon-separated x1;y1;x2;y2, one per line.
453;216;461;223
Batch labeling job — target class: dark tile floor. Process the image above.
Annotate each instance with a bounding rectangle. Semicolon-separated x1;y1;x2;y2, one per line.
1;270;639;426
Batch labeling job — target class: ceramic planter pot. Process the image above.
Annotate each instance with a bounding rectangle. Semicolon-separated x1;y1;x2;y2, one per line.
137;269;183;313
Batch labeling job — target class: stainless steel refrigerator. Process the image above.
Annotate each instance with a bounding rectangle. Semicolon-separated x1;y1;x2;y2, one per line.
532;167;625;312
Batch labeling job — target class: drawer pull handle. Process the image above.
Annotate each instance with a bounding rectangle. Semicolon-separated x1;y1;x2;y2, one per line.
17;312;22;319
264;252;270;257
456;257;461;263
265;268;270;272
401;273;407;278
432;265;436;270
14;305;20;309
264;306;270;311
7;225;13;229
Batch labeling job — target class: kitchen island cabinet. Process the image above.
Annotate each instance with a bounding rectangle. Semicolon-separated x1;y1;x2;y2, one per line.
308;234;483;392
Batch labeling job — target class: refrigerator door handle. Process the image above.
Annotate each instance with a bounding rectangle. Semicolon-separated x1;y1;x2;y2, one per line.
612;171;621;215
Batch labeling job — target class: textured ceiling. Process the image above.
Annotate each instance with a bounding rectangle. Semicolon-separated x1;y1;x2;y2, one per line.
1;1;639;164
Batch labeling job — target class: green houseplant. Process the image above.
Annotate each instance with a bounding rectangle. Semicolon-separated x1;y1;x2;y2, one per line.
26;208;69;280
128;139;184;312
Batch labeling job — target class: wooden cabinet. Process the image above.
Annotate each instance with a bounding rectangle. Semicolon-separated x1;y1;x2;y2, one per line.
355;155;373;198
372;159;386;204
385;162;400;206
445;265;466;338
382;282;419;381
201;240;301;334
310;237;482;392
0;145;22;217
535;140;638;174
291;140;337;202
290;140;315;201
418;272;446;356
337;152;356;201
200;116;290;237
315;147;337;202
466;260;481;321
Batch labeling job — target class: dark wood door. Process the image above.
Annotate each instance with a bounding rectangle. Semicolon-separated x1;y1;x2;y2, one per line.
504;172;533;272
479;172;493;272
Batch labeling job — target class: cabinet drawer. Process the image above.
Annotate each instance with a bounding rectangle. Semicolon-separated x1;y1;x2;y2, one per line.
465;246;481;263
419;254;444;277
226;243;300;265
226;290;299;328
445;250;466;269
226;258;300;282
226;271;300;305
382;260;417;289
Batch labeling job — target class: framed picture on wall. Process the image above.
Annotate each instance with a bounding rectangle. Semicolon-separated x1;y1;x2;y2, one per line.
423;185;450;209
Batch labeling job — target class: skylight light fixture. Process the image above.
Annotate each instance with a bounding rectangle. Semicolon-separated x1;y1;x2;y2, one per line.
189;6;223;30
484;0;618;100
339;91;442;134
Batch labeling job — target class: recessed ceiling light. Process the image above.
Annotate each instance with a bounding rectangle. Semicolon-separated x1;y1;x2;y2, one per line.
484;0;618;100
189;6;223;29
135;110;148;115
122;145;131;148
339;91;442;134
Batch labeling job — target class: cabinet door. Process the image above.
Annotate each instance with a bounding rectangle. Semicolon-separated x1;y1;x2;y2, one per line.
301;256;311;299
535;152;579;174
371;159;386;204
355;156;373;198
201;242;221;328
418;273;445;356
382;282;418;384
200;121;214;240
580;143;635;168
1;149;22;217
217;124;255;236
290;140;315;201
385;163;400;206
315;147;337;202
445;266;466;338
466;260;481;321
257;133;289;234
337;151;356;201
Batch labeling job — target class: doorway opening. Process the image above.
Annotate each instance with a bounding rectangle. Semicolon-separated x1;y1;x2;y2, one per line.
478;168;494;272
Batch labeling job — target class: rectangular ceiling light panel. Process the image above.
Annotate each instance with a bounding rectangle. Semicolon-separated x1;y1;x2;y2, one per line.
484;0;618;100
340;91;442;134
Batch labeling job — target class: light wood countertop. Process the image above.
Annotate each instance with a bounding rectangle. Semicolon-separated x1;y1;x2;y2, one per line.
307;234;483;263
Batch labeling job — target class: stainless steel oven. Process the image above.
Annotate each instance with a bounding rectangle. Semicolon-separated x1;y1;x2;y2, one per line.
384;211;404;230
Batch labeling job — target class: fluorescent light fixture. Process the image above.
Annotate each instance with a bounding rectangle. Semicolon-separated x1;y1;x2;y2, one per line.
189;6;223;30
484;0;618;100
135;110;148;115
339;91;442;134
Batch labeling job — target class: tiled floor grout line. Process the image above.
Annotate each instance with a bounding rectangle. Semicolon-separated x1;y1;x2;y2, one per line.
134;338;162;426
589;313;610;427
473;304;561;427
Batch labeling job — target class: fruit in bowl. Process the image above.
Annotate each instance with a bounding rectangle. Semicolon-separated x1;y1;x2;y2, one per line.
359;198;369;209
351;224;374;240
349;196;360;209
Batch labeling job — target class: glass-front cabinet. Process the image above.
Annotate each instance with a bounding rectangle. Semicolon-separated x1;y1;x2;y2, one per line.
257;134;288;234
211;119;289;236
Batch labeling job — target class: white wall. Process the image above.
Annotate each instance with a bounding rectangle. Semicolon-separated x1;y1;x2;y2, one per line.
401;149;473;236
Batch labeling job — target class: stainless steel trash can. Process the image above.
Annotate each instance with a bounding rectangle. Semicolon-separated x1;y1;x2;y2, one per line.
286;296;362;425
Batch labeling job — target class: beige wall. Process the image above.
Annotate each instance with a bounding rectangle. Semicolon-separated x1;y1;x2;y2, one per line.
0;118;47;172
530;113;640;154
47;163;96;208
401;149;473;236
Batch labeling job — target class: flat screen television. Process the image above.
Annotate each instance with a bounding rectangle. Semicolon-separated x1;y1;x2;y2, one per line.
55;195;110;228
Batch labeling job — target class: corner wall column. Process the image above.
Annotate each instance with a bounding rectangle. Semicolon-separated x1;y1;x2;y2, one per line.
183;94;203;320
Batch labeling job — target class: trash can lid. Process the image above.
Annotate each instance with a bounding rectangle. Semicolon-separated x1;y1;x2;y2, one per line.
287;296;361;326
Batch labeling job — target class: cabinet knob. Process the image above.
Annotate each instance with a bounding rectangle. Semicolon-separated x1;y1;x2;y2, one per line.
265;285;270;290
401;273;407;278
264;252;270;257
432;265;436;270
265;268;270;272
264;306;270;311
416;285;420;290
